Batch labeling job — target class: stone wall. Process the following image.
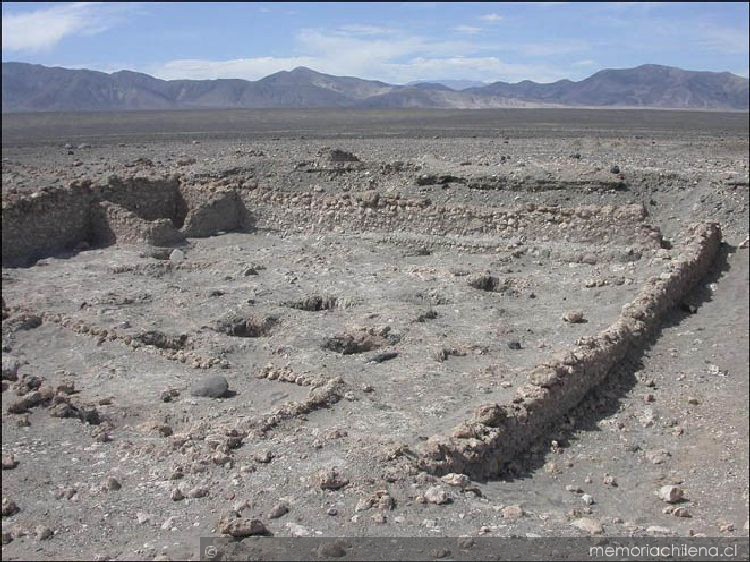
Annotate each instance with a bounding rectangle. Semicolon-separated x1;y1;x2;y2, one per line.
4;176;194;266
417;222;722;479
2;185;95;266
96;176;183;224
178;186;245;237
3;180;661;266
241;189;662;247
90;201;185;247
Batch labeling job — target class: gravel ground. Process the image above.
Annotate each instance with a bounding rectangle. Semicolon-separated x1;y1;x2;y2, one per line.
1;110;748;560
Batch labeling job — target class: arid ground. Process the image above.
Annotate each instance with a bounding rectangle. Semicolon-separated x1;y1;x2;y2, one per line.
2;109;748;560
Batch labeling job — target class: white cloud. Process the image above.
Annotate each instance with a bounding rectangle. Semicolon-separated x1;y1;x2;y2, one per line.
2;2;139;53
479;13;503;23
694;24;749;55
334;24;396;36
510;40;590;57
455;25;483;35
153;57;319;81
146;27;569;85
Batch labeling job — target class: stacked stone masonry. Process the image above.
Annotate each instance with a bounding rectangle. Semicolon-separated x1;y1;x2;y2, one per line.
2;179;663;266
416;222;722;479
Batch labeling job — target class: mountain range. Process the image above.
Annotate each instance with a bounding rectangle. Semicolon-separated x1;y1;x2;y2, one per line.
2;62;747;112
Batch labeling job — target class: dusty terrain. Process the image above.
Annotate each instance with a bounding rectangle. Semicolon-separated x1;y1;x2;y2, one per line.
1;109;748;560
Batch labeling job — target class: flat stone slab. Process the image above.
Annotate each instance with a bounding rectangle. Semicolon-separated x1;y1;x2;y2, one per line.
190;375;229;398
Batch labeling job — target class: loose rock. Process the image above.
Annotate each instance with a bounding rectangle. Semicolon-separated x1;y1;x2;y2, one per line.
190;376;229;398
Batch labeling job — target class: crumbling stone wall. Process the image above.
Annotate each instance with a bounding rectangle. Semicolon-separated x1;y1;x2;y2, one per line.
2;180;660;266
2;176;212;266
417;222;722;479
1;185;95;266
90;201;185;247
96;176;184;223
242;189;661;246
178;186;245;237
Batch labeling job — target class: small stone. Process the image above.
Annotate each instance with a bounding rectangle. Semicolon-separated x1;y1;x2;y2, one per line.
1;531;12;544
161;516;177;531
34;525;53;540
720;523;735;533
254;450;273;464
581;252;597;265
190;376;229;398
581;494;595;506
571;517;603;535
602;473;618;487
501;505;524;519
160;388;180;403
188;486;209;499
656;485;684;503
424;486;450;505
218;516;268;537
104;477;121;491
171;488;184;501
137;513;151;525
169;249;185;262
645;449;670;465
2;455;18;470
1;356;20;381
318;468;348;490
563;311;585;323
326;507;338;516
269;503;289;519
371;512;387;524
687;396;700;405
355;498;373;512
431;548;451;559
2;497;19;516
566;484;583;493
440;473;470;488
672;507;691;518
610;165;620;174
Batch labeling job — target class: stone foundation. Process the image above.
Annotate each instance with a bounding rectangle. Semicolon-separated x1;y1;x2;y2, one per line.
2;179;663;266
416;222;722;479
1;177;247;266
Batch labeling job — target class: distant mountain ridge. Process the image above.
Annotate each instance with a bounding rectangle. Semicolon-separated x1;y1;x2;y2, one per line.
2;62;747;112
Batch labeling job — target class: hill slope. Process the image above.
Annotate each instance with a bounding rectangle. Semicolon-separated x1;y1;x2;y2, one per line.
2;62;747;112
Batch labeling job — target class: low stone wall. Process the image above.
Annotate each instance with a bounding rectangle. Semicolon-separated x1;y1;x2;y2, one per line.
2;185;95;266
95;176;183;223
90;201;185;247
242;189;662;246
1;176;230;266
417;222;722;479
179;186;245;237
3;180;661;266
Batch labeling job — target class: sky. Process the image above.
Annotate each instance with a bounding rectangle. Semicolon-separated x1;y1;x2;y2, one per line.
2;2;748;84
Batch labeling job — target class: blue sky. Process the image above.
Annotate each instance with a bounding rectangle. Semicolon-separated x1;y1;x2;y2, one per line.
2;2;748;83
